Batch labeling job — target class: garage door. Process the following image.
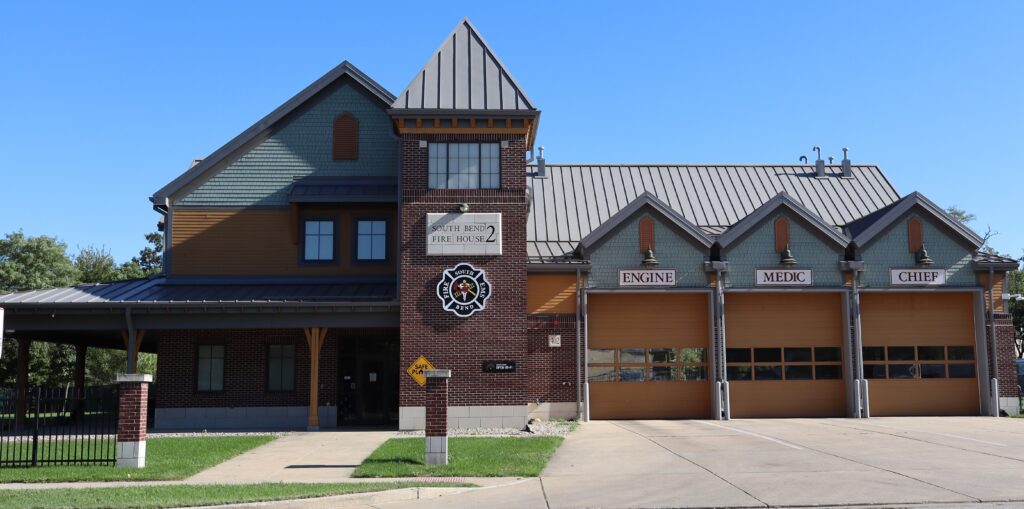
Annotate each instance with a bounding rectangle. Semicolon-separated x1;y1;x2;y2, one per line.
725;293;847;418
587;293;711;419
860;292;980;416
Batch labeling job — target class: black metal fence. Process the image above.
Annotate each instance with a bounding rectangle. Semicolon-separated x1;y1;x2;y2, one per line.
0;386;119;467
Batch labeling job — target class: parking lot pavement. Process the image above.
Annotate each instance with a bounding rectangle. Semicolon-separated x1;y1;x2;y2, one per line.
373;417;1024;509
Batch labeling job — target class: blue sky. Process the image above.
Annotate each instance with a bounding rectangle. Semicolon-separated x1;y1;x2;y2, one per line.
1;1;1021;262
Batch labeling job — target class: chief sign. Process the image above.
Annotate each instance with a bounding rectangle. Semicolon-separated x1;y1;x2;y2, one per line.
890;268;946;286
406;355;435;387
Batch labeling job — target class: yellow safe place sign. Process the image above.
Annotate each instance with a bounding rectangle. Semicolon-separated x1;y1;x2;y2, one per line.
406;355;435;387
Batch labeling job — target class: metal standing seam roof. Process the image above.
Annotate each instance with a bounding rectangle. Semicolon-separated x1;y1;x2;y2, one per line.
0;277;396;306
288;177;398;203
527;164;901;260
390;18;536;112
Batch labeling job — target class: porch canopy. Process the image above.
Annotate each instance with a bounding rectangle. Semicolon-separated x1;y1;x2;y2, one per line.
0;275;398;349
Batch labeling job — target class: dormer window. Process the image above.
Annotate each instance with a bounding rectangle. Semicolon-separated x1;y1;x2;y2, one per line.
428;143;500;189
302;217;336;263
332;113;358;160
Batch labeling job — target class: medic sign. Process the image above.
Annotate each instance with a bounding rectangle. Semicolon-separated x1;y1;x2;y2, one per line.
618;269;676;287
890;268;946;286
755;269;813;286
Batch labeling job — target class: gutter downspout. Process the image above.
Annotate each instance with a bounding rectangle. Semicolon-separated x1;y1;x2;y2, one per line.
717;269;730;420
583;287;590;421
575;267;582;421
851;265;867;417
989;266;999;415
152;197;170;275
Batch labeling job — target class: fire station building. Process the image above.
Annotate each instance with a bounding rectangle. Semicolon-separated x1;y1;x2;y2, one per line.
0;19;1018;430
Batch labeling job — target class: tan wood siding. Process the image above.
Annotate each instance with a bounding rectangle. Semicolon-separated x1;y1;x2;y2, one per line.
171;207;396;276
978;272;1005;312
861;292;980;416
588;293;711;419
527;274;578;314
725;292;846;418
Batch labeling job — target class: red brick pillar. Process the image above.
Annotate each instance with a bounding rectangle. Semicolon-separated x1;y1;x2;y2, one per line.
116;374;152;468
424;369;451;465
993;314;1019;415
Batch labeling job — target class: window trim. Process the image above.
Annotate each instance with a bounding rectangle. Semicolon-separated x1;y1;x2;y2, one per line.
427;142;501;190
195;343;226;394
351;215;391;265
265;343;297;393
298;214;341;266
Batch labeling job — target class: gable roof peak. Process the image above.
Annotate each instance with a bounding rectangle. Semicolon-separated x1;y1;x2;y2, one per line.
577;192;713;256
718;191;850;249
391;18;537;113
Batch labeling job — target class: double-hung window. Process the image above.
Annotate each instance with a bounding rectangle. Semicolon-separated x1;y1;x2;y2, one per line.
428;142;500;189
303;218;336;262
197;345;224;392
356;219;387;261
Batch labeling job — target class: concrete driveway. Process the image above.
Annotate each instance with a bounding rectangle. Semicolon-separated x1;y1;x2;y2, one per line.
369;417;1024;508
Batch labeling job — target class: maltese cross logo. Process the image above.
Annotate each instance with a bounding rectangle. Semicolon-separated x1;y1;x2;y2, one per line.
436;263;492;318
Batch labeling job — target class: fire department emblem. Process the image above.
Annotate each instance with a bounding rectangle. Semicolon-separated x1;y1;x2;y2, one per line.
436;263;492;318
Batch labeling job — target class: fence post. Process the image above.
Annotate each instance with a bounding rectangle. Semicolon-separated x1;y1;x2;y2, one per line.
424;369;451;465
115;373;152;468
31;387;40;467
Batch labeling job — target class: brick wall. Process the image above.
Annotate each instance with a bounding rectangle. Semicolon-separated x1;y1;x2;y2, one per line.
993;313;1019;398
153;328;348;409
117;382;148;442
527;320;580;404
399;134;530;409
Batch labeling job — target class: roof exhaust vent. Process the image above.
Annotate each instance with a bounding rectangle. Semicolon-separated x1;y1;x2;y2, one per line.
536;146;547;178
841;147;853;178
813;146;825;178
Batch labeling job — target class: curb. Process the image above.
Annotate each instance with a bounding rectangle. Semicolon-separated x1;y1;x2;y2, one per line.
185;486;474;509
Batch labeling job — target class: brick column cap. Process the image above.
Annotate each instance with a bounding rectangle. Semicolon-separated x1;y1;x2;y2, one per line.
117;373;153;383
425;369;452;379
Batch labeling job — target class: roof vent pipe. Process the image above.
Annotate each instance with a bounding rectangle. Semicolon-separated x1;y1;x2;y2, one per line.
536;146;547;178
813;146;825;177
841;147;853;178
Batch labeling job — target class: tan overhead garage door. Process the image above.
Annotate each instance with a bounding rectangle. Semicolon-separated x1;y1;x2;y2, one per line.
860;292;980;416
587;293;711;419
725;292;847;418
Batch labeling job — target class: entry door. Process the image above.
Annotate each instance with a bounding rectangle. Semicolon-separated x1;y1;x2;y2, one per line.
724;293;847;418
860;292;980;416
587;293;712;419
338;335;399;425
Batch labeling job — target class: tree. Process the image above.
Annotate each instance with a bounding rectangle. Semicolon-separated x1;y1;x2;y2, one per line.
947;205;997;249
0;232;78;293
75;246;120;283
129;232;163;276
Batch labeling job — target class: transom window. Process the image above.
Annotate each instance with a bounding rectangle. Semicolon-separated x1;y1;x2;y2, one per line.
587;347;707;382
428;143;500;189
726;346;842;381
356;220;387;261
303;219;335;261
863;345;975;380
267;345;295;392
197;345;224;392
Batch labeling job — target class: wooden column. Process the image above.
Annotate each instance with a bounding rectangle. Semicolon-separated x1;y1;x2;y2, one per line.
303;327;328;430
15;338;30;427
120;330;146;374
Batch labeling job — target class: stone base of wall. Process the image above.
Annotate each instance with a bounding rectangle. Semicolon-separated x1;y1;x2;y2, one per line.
528;402;578;421
399;405;528;430
155;406;337;430
1000;397;1021;416
116;441;146;468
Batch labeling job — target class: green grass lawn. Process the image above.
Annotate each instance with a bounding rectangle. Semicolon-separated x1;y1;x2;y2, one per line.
353;436;563;478
0;435;275;483
0;482;472;509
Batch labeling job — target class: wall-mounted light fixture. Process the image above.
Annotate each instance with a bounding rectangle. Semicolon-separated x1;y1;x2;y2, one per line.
641;248;660;268
916;244;934;266
780;244;797;266
458;203;470;213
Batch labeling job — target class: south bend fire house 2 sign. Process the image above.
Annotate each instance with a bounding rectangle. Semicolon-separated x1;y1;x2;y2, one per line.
436;263;492;318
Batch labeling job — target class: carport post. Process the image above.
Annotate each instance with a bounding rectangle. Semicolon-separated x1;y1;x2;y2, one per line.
424;369;451;465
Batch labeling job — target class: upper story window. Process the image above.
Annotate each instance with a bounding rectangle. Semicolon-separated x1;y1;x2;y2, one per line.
356;219;388;261
303;218;336;262
428;143;500;189
333;113;359;160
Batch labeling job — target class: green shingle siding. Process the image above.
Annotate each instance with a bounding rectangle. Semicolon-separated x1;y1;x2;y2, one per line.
587;214;707;289
178;81;397;207
722;212;845;288
858;212;975;287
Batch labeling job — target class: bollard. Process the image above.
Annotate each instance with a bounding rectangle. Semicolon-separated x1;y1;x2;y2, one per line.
424;369;451;465
116;373;152;468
